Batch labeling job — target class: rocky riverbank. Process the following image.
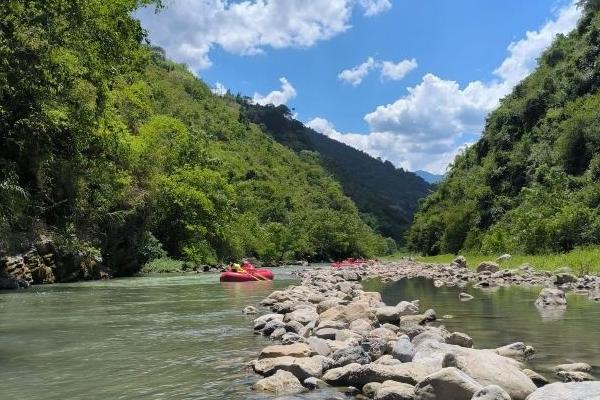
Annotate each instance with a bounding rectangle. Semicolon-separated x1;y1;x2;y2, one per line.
247;263;600;399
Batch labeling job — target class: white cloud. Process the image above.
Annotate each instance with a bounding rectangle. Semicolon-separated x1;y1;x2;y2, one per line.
211;82;228;96
359;0;392;17
380;58;418;81
253;77;297;106
338;57;377;86
138;0;391;72
315;1;581;173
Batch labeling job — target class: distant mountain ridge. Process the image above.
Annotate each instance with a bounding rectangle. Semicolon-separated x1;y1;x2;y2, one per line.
236;101;432;243
414;170;444;184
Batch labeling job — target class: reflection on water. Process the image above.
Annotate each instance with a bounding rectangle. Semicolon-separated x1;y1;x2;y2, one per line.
2;271;599;400
364;277;600;376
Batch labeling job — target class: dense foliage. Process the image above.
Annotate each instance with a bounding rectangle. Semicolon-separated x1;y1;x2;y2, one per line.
0;0;389;274
408;5;600;256
237;102;431;244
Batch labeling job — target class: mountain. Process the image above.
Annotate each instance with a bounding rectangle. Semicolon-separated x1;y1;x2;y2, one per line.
408;2;600;256
236;102;432;244
0;0;390;277
414;170;444;184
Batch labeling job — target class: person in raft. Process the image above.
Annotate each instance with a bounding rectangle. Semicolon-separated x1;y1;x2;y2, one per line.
231;263;242;272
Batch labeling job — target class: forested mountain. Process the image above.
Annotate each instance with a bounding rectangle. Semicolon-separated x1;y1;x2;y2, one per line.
408;1;600;256
0;0;389;276
414;170;444;184
237;102;431;243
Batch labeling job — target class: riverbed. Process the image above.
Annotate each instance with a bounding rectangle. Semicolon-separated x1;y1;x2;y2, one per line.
1;268;599;399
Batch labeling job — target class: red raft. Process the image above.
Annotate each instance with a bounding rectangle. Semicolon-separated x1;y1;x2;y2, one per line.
220;263;274;282
331;258;368;269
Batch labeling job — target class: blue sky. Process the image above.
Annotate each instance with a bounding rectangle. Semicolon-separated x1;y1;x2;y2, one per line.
138;0;581;173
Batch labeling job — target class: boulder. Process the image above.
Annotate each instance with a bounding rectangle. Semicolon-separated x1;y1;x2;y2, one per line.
317;298;344;313
259;343;315;359
494;343;534;360
322;362;434;388
350;319;373;335
331;346;371;367
555;273;577;285
363;382;383;398
303;377;328;390
361;338;388;361
525;381;600;400
414;367;483;400
307;337;332;357
253;314;284;331
281;332;306;345
477;262;500;273
253;356;324;380
270;327;286;339
471;385;511;400
374;381;416;400
252;369;306;395
369;327;397;341
446;332;473;348
336;329;363;342
314;328;339;340
320;302;376;323
534;288;567;308
243;305;258;315
552;363;592;373
391;335;415;363
459;293;474;301
376;306;401;323
262;319;286;335
286;308;319;325
522;369;549;388
452;256;468;269
397;301;420;316
373;355;402;366
556;370;595;382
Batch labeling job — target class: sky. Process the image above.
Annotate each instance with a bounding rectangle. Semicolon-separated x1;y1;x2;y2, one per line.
138;0;582;174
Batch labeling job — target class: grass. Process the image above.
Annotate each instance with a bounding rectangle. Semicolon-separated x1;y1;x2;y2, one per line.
385;246;600;276
140;257;186;274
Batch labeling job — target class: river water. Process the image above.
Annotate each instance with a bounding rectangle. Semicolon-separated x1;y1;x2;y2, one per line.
1;268;599;399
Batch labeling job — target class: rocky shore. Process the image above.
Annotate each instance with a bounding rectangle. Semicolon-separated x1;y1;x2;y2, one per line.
247;262;600;399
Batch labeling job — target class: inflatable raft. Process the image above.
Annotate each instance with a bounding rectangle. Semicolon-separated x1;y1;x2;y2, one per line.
220;266;274;282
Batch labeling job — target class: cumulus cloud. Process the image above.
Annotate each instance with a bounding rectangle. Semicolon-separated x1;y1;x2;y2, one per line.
316;1;581;173
380;58;418;81
211;82;228;96
338;57;377;86
138;0;391;71
359;0;392;17
253;77;297;106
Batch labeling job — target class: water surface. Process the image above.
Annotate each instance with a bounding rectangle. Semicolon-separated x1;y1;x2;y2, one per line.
2;271;600;399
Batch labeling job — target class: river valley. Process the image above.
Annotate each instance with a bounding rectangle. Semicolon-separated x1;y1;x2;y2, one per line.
1;266;600;399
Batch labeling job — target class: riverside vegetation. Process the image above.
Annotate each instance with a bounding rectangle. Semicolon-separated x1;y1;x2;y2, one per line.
0;0;434;288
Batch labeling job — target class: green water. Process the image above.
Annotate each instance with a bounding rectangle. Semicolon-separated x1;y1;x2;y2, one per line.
1;272;599;399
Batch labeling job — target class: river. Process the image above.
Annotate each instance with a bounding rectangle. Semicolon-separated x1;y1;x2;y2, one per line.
1;268;599;399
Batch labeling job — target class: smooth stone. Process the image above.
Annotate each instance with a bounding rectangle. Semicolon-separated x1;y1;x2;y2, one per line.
314;328;339;340
477;262;500;273
320;302;376;323
397;301;420;316
253;370;306;395
331;346;371;368
363;382;383;398
392;335;415;363
259;343;315;359
494;342;535;360
374;381;415;400
376;306;401;323
322;362;434;388
285;308;319;325
303;377;328;390
243;305;258;314
414;367;483;400
253;356;324;381
552;363;593;373
525;381;600;400
253;313;284;330
556;371;595;382
307;337;332;357
471;385;511;400
534;288;567;308
522;369;549;388
459;293;474;301
446;332;474;348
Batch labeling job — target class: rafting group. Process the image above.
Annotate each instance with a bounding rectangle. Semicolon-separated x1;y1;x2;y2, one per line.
220;258;375;282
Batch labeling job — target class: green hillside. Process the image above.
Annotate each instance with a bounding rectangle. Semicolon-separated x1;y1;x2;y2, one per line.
408;2;600;256
237;102;432;244
0;0;388;275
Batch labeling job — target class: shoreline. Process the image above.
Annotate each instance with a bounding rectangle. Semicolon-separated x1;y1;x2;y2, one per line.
247;262;600;399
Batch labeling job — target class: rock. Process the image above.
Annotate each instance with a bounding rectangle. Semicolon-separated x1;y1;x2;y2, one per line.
322;301;377;323
522;369;549;388
414;367;483;400
413;340;537;400
374;381;416;400
423;309;436;322
270;327;286;339
363;382;383;398
525;381;600;400
281;332;306;345
552;363;592;373
303;377;328;390
317;298;344;313
397;301;420;316
285;320;305;334
556;371;595;382
286;308;319;325
253;356;324;381
253;314;284;330
322;362;434;388
259;343;315;359
459;293;474;301
471;385;511;400
342;270;361;281
252;369;306;395
336;329;363;342
331;346;371;367
446;332;473;348
350;319;373;335
392;335;415;363
376;306;401;323
262;319;286;335
243;306;258;315
317;320;348;330
30;265;55;284
314;328;339;340
477;262;500;273
369;327;397;341
373;355;402;366
554;273;577;285
534;288;567;308
307;337;332;357
494;342;534;360
452;256;468;269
